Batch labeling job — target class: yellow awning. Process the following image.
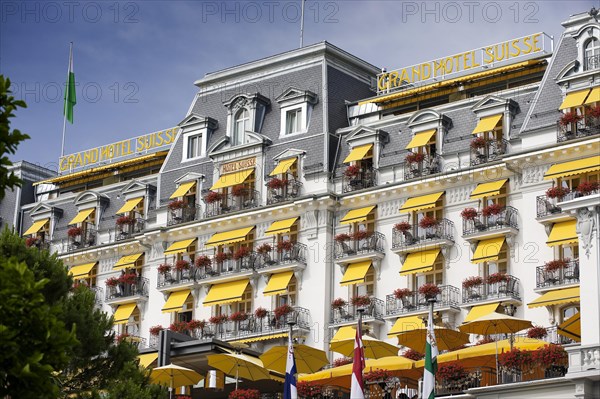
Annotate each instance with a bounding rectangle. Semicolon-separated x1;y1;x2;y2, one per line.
203;280;250;306
471;237;505;264
584;87;600;105
399;192;444;213
162;290;191;313
69;208;95;225
343;144;373;163
116;197;143;214
558;312;581;342
263;271;294;296
23;219;49;235
388;315;424;336
340;206;376;225
205;227;254;247
472;114;503;134
405;129;436;149
232;333;288;344
400;249;440;276
210;169;254;190
265;217;298;236
68;262;97;279
470;179;508;200
114;253;144;270
269;158;297;176
544;155;600;180
114;303;137;324
138;353;158;368
340;261;372;286
164;238;197;255
559;89;590;110
169;181;196;199
464;304;500;323
546;220;578;247
528;286;580;308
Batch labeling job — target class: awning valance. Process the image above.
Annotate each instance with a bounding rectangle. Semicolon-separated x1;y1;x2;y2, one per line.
138;353;158;368
470;179;508;200
405;129;436;149
69;208;94;225
340;261;372;286
472;114;502;134
528;286;580;309
116;197;143;214
546;220;578;247
464;303;500;323
340;206;376;225
471;237;505;264
399;192;444;213
170;181;196;199
69;262;97;279
264;271;294;296
210;169;254;190
205;227;254;247
24;219;49;235
114;253;144;270
558;312;581;342
388;315;424;336
232;333;289;344
400;249;440;276
269;158;297;176
162;290;191;313
343;144;373;163
114;303;137;324
164;238;197;255
203;280;250;306
265;218;298;236
559;89;590;110
584;87;600;105
544;155;600;180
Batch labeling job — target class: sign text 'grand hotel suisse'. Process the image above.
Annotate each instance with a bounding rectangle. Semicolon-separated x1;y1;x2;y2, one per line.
59;127;178;173
377;32;552;94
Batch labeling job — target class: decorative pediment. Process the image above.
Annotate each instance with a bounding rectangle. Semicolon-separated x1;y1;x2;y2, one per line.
556;60;580;81
208;132;271;157
223;93;270;110
407;109;451;130
178;113;218;131
74;191;109;208
345;126;389;144
472;95;518;115
174;172;205;184
573;23;600;40
275;88;318;106
30;203;62;219
121;180;154;197
272;148;306;161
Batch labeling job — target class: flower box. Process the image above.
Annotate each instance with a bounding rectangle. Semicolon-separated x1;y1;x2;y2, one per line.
204;191;223;204
532;344;567;366
482;203;504;217
209;314;228;325
334;233;351;242
486;272;509;284
559;111;583;126
462;276;483;289
228;389;260;399
332;357;352;367
254;307;268;319
231;184;248;197
351;295;371;307
274;304;294;319
363;369;392;383
499;348;532;372
393;221;412;232
331;298;347;309
233;246;251;260
544;259;569;272
402;349;424;361
546;185;570;199
175;259;191;271
344;165;360;178
352;229;373;241
405;152;425;164
116;215;136;226
418;283;441;299
168;200;185;210
526;326;548;339
276;240;294;253
438;362;468;382
470;136;487;150
149;325;163;336
393;288;412;300
586;104;600;118
576;180;599;195
105;277;119;287
461;208;478;220
157;264;171;274
169;320;189;333
118;273;137;285
215;252;231;264
67;226;82;237
195;255;212;268
256;243;272;254
297;381;322;397
229;311;249;322
418;216;438;229
25;237;38;247
267;177;288;190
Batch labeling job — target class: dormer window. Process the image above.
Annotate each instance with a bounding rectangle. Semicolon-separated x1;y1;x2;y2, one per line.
584;37;600;71
285;108;302;135
186;134;202;159
224;93;270;146
233;109;250;145
276;88;317;137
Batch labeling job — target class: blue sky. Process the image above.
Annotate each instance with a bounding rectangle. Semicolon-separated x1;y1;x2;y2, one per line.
1;0;597;172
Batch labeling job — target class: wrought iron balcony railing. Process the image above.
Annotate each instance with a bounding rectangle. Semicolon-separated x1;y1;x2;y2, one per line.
330;297;385;325
266;178;303;204
536;194;563;218
536;260;579;288
402;154;441;181
254;242;307;269
385;285;460;316
167;205;201;226
556;187;600;202
105;277;149;301
67;225;97;251
91;286;103;306
391;218;454;250
461;274;521;303
334;231;385;259
585;54;600;71
557;119;600;142
342;170;377;193
114;217;146;241
203;189;260;218
462;206;518;236
470;138;508;166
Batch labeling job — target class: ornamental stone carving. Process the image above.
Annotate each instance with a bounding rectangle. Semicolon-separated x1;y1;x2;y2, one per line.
576;207;596;258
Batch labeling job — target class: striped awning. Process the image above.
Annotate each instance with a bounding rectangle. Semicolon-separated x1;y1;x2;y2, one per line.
162;290;191;313
170;181;195;199
546;220;578;247
68;262;97;279
69;208;94;225
114;253;144;270
269;158;297;176
544;155;600;180
400;249;440;276
340;206;375;225
265;218;298;236
263;271;294;296
559;89;590;110
343;144;373;163
116;197;143;214
528;287;580;309
232;333;288;344
584;86;600;105
399;192;444;213
340;261;372;286
470;179;508;200
23;219;49;235
164;239;196;255
210;169;254;190
472;114;502;134
114;303;137;324
471;237;505;264
203;280;250;306
205;227;254;247
405;129;436;149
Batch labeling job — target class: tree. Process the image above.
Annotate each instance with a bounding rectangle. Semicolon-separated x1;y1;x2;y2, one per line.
0;75;30;200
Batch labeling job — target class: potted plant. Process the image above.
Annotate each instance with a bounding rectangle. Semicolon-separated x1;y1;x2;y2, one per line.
351;295;371;307
149;325;163;336
461;208;478;220
276;240;294;253
393;221;412;232
532;344;568;377
559;111;583;126
331;298;347;309
105;277;119;287
157;263;171;275
204;191;223;204
254;307;268;319
229;311;249;322
231;184;248;197
544;258;569;273
195;255;212;268
393;288;412;300
228;389;260;399
418;283;441;299
256;243;272;254
209;314;228;325
576;180;599;196
118;272;137;285
363;368;393;383
402;349;424;361
586;104;600;119
267;177;288;190
344;164;360;178
25;237;39;247
462;276;484;289
174;259;190;271
470;136;487;150
546;185;570;199
437;362;468;385
297;381;323;398
487;272;509;284
334;233;351;243
168;199;185;210
418;216;438;229
499;348;532;378
116;215;136;226
169;320;189;333
67;226;82;237
274;304;294;320
482;203;504;217
233;246;251;260
405;152;425;164
527;326;548;339
332;357;353;367
352;229;373;241
215;251;230;264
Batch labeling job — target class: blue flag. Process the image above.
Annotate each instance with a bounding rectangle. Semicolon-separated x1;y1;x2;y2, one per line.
284;338;297;399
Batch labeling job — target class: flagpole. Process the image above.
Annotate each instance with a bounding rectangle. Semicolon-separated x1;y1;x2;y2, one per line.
61;42;73;158
299;0;306;48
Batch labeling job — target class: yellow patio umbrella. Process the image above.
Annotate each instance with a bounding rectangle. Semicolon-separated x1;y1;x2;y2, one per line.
330;327;399;359
207;353;271;390
150;363;202;399
395;327;470;352
260;344;329;374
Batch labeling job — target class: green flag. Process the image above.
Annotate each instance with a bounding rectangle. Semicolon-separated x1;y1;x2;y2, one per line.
64;46;76;123
422;303;438;399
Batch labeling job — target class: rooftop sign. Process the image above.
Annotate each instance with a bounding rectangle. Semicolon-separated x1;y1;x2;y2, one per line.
377;32;552;95
58;127;178;173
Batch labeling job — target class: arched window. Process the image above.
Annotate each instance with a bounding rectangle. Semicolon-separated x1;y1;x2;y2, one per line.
584;37;600;71
232;109;249;145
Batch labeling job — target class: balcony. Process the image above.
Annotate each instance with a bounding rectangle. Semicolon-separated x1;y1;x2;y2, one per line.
67;225;97;251
342;169;377;193
118;334;147;349
114;216;146;241
334;231;385;261
557;119;600;142
535;260;579;289
556;187;600;203
536;194;565;219
266;178;302;205
391;218;454;253
167;205;201;226
203;189;260;218
91;286;103;306
462;206;518;238
402;154;441;181
385;285;460;317
461;274;521;304
329;297;385;326
514;325;577;346
254;242;308;272
470;138;508;166
105;277;149;303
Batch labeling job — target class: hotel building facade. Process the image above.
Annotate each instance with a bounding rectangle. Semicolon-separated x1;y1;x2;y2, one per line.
10;9;600;399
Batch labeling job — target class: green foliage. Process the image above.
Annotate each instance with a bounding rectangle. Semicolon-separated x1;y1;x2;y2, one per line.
0;75;30;200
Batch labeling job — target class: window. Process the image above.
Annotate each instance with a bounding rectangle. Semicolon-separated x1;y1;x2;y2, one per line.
276;276;297;307
561;306;579;324
232;109;249;145
352;268;374;297
285;108;302;135
414;257;443;288
484;244;508;276
186;134;202;159
176;296;194;323
584;38;600;71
